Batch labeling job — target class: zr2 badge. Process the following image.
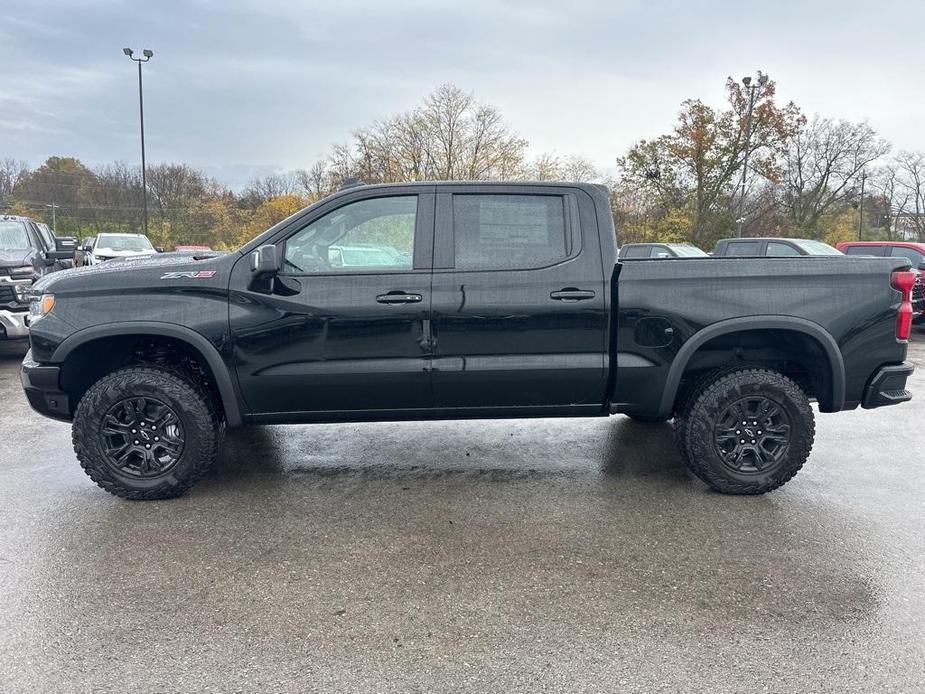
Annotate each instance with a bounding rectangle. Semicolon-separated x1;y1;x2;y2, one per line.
160;270;217;280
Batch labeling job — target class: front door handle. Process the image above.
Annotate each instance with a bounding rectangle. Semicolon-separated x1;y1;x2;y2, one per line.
550;288;596;302
376;291;423;304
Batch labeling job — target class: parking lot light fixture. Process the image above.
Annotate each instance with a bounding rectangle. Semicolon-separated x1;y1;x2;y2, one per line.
736;71;767;238
123;46;154;236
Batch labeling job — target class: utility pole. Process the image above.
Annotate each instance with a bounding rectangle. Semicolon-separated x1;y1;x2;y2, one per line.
736;72;769;238
45;202;58;229
123;47;154;236
857;169;866;241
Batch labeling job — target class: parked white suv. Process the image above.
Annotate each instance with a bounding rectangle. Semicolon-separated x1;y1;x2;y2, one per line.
83;233;160;265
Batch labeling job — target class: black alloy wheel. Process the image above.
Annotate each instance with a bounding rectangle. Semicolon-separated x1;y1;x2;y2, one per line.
101;396;186;477
712;395;792;474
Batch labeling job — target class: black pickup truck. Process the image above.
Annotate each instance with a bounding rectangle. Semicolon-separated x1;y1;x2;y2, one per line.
20;182;916;499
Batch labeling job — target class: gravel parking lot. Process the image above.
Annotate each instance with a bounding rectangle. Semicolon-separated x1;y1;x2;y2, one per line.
1;332;924;693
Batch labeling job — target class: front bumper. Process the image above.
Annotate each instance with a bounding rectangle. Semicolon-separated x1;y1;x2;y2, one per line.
0;309;29;340
20;350;71;421
862;362;914;409
0;276;32;339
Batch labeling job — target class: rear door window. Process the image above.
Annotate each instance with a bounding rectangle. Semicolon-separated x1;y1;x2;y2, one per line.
767;242;801;256
723;241;761;256
452;194;569;270
845;245;884;256
621;246;649;259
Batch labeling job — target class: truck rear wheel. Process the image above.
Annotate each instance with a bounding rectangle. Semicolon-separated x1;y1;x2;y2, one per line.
72;365;222;500
675;368;814;495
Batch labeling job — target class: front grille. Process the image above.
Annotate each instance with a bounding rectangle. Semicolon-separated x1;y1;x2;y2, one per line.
0;286;15;303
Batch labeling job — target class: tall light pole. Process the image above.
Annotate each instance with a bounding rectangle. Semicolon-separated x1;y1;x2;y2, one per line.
123;47;153;236
736;71;769;238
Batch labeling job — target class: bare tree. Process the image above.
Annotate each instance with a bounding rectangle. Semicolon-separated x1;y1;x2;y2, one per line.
240;172;301;206
529;153;600;182
872;163;911;240
782;117;889;233
895;151;925;241
0;158;29;199
335;84;527;184
294;161;334;198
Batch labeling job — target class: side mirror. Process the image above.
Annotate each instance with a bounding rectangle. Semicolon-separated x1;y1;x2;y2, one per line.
55;236;77;250
155;246;165;253
47;249;76;261
918;263;925;272
251;244;281;277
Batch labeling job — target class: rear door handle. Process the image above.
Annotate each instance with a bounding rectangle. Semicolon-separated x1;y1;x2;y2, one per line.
550;288;596;302
376;292;423;304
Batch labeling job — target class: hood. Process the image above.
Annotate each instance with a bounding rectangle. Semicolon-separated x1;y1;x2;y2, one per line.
33;250;233;293
0;249;33;267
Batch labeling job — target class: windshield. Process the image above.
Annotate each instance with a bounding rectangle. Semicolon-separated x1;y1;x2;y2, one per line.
97;234;154;252
670;245;709;257
794;240;842;255
0;221;30;251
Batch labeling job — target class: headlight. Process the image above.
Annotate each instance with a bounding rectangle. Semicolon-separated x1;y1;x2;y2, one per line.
29;294;55;321
9;266;33;277
13;283;32;303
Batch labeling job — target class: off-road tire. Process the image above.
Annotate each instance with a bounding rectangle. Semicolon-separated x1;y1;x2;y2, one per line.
72;365;222;500
676;368;814;495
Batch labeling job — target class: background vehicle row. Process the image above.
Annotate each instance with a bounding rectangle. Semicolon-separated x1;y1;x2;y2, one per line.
0;214;75;341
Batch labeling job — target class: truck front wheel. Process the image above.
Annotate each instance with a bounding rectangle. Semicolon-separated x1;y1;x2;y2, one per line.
72;365;222;500
675;368;814;495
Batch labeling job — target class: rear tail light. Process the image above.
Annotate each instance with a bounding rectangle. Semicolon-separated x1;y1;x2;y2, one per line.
891;270;916;341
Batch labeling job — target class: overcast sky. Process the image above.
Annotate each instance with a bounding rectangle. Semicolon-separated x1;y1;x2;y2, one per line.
2;0;923;188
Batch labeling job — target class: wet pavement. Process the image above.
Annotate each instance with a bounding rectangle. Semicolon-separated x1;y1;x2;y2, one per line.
1;333;924;693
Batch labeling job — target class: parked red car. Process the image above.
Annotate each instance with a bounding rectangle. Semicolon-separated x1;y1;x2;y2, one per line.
836;241;925;320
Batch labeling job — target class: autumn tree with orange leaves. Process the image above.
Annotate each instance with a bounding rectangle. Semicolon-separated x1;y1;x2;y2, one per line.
617;75;803;248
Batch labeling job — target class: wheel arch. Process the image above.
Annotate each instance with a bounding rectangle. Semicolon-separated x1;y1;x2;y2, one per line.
659;316;845;417
52;322;243;427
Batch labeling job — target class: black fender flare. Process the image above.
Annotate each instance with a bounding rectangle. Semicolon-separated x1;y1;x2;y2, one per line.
51;321;243;428
658;315;845;416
